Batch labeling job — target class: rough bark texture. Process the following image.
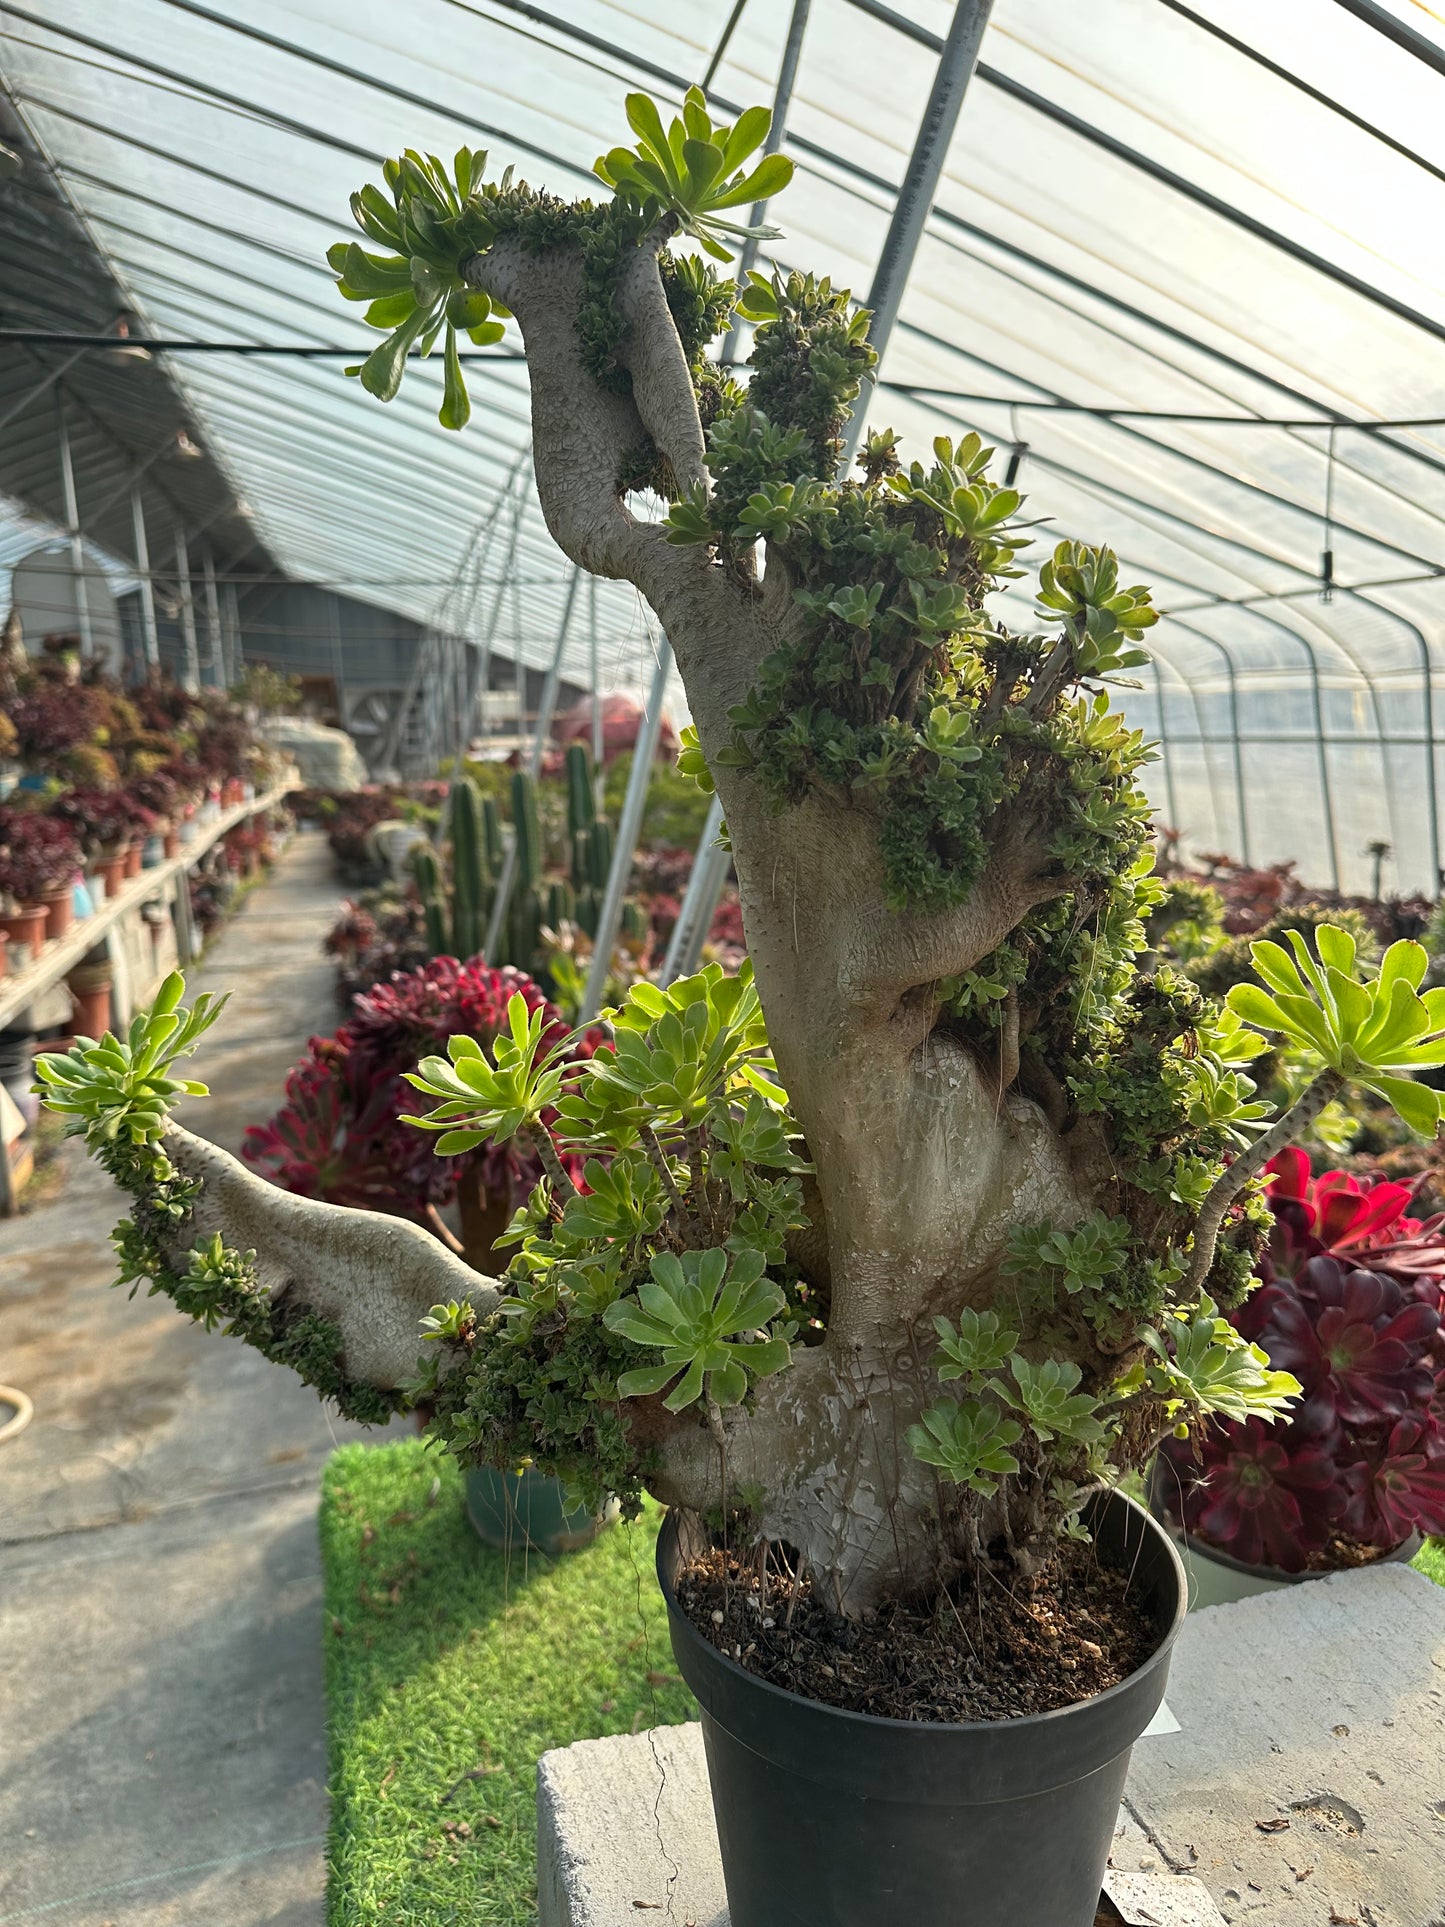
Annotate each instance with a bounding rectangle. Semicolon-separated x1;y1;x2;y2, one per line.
163;1123;498;1389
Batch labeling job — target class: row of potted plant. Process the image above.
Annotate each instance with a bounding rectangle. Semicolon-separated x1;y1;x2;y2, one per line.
0;652;279;988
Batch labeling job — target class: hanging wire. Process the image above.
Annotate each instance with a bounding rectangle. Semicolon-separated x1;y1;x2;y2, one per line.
1321;425;1338;604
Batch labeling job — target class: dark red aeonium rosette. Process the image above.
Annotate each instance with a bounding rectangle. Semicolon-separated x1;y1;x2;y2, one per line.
1159;1151;1445;1568
1262;1145;1445;1289
243;955;603;1228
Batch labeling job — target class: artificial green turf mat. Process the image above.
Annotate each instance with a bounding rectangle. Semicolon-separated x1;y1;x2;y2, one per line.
320;1440;695;1926
1413;1537;1445;1587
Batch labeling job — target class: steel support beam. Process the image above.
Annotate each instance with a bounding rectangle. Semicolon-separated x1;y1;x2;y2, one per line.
841;0;995;465
55;391;93;660
588;573;603;796
1;345;85;435
130;488;160;669
174;529;200;691
720;0;812;363
222;579;242;682
582;637;673;1019
661;794;729;985
202;549;223;686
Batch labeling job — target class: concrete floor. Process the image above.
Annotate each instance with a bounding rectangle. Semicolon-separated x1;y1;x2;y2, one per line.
0;833;400;1926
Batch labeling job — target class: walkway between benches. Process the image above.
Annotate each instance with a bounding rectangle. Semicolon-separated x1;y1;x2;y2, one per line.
0;830;398;1927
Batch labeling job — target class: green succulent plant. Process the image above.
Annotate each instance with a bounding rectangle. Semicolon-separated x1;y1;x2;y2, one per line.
593;90;793;260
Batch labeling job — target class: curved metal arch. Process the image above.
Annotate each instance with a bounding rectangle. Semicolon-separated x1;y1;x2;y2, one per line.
975;425;1405;883
1145;634;1235;850
1149;616;1252;863
893;314;1445;580
1145;653;1182;832
1341;587;1441;888
1008;456;1352;885
1170;604;1343;890
1247;593;1405;877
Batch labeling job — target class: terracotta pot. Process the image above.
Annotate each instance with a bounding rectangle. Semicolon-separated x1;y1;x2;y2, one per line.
123;843;142;879
100;850;127;896
163;828;180;859
67;962;113;1038
39;886;73;942
0;929;8;981
1;903;48;956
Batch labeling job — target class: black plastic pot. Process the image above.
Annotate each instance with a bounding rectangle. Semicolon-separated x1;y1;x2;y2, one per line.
658;1489;1185;1927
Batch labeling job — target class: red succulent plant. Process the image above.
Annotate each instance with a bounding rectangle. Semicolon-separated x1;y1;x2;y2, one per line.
1263;1145;1445;1284
243;956;600;1246
1158;1151;1445;1568
0;809;82;901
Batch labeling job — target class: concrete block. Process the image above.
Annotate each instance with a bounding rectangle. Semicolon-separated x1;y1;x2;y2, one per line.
537;1725;727;1927
1125;1563;1445;1927
536;1564;1445;1927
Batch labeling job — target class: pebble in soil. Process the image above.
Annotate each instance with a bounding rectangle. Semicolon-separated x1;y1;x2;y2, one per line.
676;1540;1160;1722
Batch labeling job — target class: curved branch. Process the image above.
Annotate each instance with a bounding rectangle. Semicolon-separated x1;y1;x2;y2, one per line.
1180;1067;1344;1295
465;236;709;621
164;1123;500;1389
615;231;709;496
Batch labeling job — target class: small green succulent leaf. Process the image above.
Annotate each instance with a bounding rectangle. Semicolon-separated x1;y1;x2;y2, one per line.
1139;1295;1300;1423
906;1399;1023;1495
933;1308;1018;1380
994;1355;1108;1447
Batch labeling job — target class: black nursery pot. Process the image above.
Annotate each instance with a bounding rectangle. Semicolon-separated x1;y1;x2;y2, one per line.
658;1489;1186;1927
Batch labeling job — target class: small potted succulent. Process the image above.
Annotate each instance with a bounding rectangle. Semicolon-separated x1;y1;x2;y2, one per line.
130;771;183;856
1155;1149;1445;1601
118;796;159;876
66;954;114;1039
0;809;82;942
48;789;136;900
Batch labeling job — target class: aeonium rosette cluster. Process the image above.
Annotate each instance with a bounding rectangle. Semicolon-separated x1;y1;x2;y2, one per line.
1158;1148;1445;1568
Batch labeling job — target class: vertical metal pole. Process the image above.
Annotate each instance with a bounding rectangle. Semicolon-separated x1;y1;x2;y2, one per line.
483;566;583;958
1305;648;1342;893
327;595;347;733
719;0;812;364
223;580;242;681
202;549;223;687
56;392;94;660
130;488;160;668
839;0;995;466
466;483;527;749
174;529;200;692
583;635;673;1017
661;793;729;983
528;566;581;773
1147;655;1182;835
588;573;604;795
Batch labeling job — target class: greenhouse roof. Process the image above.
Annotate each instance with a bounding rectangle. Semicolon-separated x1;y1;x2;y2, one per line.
2;0;1445;889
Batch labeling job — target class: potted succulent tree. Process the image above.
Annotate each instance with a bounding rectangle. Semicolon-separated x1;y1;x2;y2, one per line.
1154;1147;1445;1602
33;98;1445;1925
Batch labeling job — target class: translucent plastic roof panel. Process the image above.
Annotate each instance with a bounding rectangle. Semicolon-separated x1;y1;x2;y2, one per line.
3;0;1445;888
